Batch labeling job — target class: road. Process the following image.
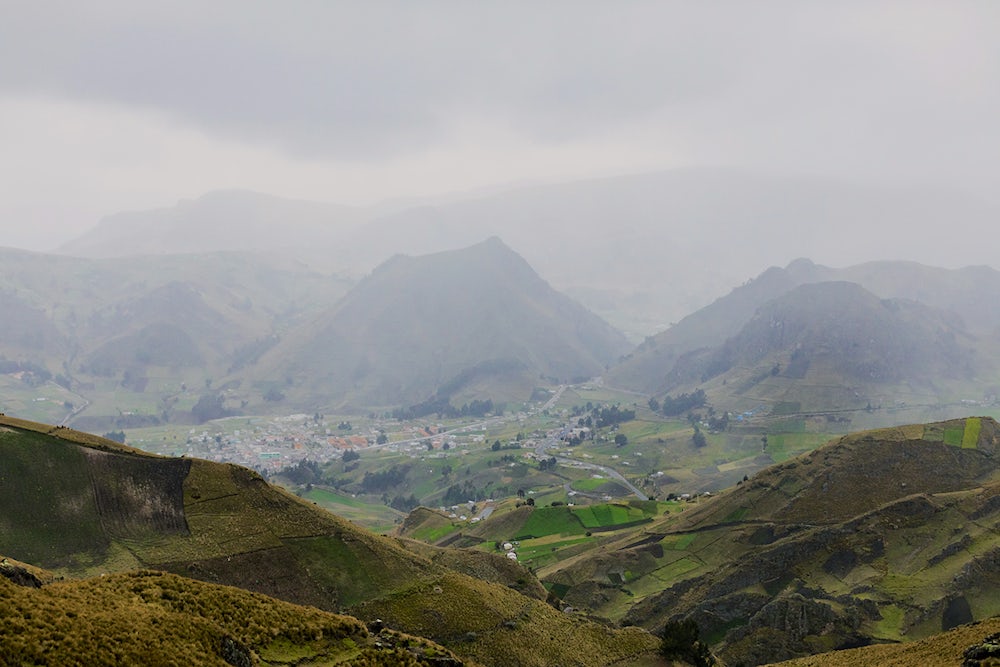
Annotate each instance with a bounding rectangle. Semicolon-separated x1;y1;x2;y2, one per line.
535;425;648;501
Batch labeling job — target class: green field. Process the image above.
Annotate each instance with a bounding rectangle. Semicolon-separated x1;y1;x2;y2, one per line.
301;486;403;533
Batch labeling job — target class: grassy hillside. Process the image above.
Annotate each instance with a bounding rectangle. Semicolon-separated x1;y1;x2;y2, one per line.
541;417;1000;665
0;416;659;666
0;564;464;666
771;616;1000;667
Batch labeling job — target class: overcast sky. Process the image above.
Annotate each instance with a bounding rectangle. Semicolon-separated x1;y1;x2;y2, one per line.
1;1;998;251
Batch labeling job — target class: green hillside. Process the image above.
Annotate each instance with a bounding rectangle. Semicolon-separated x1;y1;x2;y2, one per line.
541;417;1000;665
0;563;464;666
772;616;1000;667
0;416;659;666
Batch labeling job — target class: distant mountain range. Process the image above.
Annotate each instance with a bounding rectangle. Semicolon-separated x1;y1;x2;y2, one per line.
57;168;1000;340
56;189;367;268
6;239;1000;428
0;239;628;423
610;258;1000;427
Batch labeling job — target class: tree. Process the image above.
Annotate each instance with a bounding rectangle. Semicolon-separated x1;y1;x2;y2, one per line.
342;449;360;462
103;430;126;444
659;619;714;666
692;425;707;449
491;440;502;451
192;394;227;424
376;433;388;445
614;433;628;447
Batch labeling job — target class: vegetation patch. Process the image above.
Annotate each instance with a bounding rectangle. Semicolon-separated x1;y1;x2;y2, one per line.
0;570;463;667
943;427;965;447
661;533;697;550
516;507;587;539
962;417;982;449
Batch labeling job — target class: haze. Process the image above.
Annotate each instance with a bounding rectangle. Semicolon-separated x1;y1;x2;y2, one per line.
1;1;999;262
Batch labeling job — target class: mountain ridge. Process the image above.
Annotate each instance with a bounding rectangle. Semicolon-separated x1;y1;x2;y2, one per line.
244;237;631;409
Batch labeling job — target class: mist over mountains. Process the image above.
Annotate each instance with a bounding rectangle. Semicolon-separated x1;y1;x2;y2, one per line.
5;175;1000;428
54;168;1000;340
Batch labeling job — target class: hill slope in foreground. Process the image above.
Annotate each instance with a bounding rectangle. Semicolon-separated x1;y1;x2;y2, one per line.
540;417;1000;665
0;416;657;667
771;615;1000;667
0;560;463;666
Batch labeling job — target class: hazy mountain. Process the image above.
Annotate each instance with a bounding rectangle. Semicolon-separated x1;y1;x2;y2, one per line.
58;169;1000;340
0;415;659;667
246;237;631;409
56;190;368;270
610;258;1000;395
668;281;977;389
542;417;1000;665
0;247;351;426
336;168;1000;338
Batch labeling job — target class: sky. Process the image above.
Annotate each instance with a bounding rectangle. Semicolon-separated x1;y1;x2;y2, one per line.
1;1;999;252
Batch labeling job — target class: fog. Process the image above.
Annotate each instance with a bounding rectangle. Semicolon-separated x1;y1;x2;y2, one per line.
0;1;998;260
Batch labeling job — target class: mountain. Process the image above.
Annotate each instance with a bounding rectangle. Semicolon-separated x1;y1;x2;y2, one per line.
666;281;978;399
609;258;1000;398
244;238;631;409
56;189;367;270
0;415;659;666
540;417;1000;665
0;247;351;427
335;168;1000;338
60;169;1000;340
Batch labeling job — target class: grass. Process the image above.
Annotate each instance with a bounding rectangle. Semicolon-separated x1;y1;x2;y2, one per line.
767;432;832;463
0;429;110;569
571;476;610;492
661;533;697;550
516;507;587;539
962;417;981;449
302;486;403;533
0;569;460;667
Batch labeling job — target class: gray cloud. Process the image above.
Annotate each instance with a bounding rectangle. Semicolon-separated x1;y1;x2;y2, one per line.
1;1;999;250
6;2;995;164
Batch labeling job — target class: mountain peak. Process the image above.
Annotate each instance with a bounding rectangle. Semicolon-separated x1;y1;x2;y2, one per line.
248;240;629;408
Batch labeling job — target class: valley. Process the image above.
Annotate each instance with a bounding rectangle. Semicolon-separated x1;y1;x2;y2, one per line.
6;8;1000;664
4;184;1000;667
